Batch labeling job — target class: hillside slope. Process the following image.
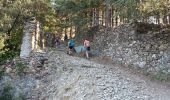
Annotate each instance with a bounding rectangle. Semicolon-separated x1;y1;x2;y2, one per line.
33;50;170;100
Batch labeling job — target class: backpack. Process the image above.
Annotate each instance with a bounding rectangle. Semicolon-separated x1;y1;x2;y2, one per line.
69;40;75;46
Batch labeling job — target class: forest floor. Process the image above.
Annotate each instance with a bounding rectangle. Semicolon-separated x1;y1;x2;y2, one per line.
28;48;170;100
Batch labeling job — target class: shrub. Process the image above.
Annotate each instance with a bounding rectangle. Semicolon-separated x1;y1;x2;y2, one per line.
0;31;22;65
0;51;19;65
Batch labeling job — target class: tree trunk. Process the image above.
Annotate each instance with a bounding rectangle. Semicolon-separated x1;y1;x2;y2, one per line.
93;8;95;27
111;6;114;27
90;8;93;27
105;6;111;27
101;9;104;26
115;16;118;26
95;8;99;27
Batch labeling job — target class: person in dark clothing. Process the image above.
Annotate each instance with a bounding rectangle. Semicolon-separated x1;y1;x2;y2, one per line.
55;36;60;48
84;39;90;59
68;39;75;55
64;34;68;40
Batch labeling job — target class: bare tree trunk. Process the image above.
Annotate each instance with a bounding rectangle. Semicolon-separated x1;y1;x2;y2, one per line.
90;9;93;27
93;8;95;27
156;13;160;24
105;7;108;27
105;6;112;27
163;15;167;25
101;9;104;26
108;7;112;27
168;15;170;24
113;8;116;27
35;21;40;50
39;31;44;49
95;8;99;27
115;16;118;26
111;6;114;27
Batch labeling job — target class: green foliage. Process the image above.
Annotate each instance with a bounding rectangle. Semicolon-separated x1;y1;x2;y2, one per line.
0;83;13;100
0;51;19;65
113;0;141;21
54;0;100;36
16;62;26;76
139;0;170;18
0;0;53;33
3;31;22;51
0;0;51;64
0;30;22;65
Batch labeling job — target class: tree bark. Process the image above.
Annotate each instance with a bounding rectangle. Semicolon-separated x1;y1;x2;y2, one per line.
101;9;104;26
105;6;112;27
95;8;99;27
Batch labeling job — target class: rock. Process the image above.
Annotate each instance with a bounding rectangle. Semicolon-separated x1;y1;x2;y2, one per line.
5;67;12;73
28;52;48;68
1;49;170;99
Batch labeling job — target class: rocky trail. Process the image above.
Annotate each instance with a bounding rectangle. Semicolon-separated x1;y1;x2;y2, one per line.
28;49;170;100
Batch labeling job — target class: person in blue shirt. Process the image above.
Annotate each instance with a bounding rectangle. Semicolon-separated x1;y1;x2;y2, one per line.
68;39;75;54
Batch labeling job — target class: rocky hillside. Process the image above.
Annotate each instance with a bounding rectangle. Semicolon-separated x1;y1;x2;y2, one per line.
92;23;170;75
1;49;170;100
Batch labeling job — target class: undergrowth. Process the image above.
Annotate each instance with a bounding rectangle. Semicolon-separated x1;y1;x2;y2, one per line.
0;83;13;100
15;62;26;76
0;82;25;100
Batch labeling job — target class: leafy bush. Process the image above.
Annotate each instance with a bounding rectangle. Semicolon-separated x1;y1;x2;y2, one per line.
0;30;22;65
0;50;19;65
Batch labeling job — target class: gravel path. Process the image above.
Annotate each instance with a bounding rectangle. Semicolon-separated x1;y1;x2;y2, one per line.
36;50;170;100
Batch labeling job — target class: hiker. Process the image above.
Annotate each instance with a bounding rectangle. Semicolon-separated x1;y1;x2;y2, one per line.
68;39;75;55
84;38;90;59
55;36;60;48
